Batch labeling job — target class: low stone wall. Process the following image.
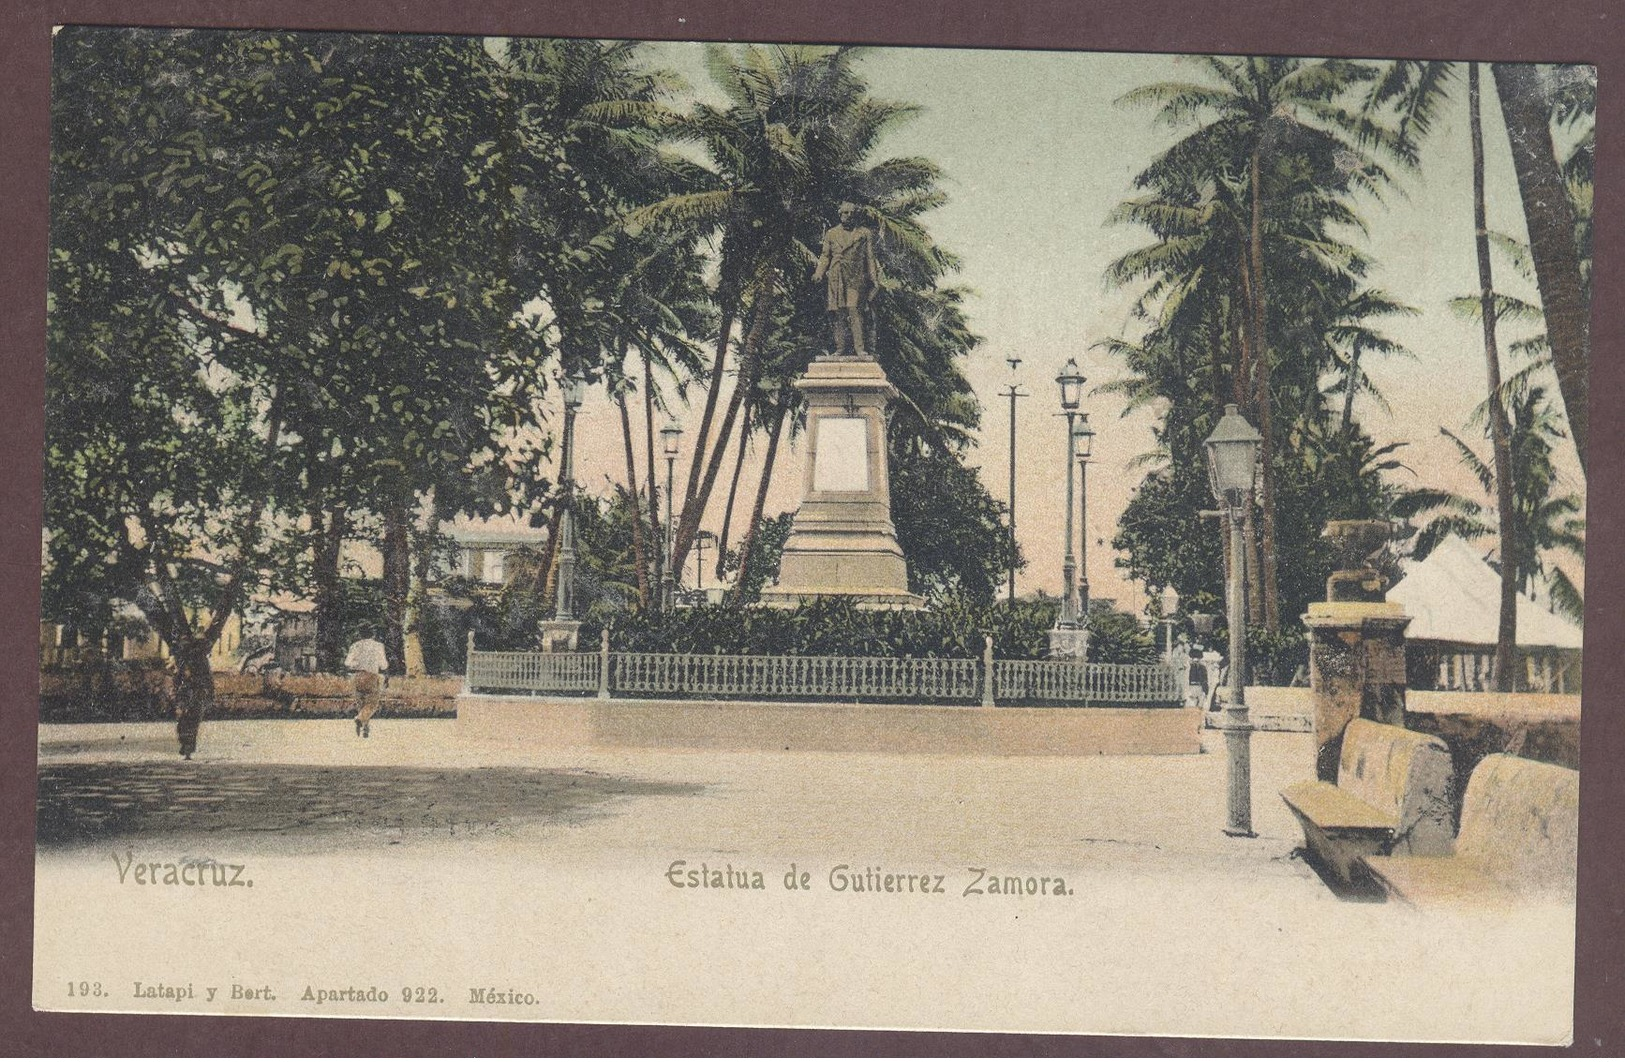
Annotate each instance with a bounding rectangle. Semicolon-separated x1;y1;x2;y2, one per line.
1404;690;1580;773
39;670;461;722
456;695;1201;757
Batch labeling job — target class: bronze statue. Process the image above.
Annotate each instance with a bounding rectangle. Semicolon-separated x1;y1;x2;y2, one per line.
813;201;880;358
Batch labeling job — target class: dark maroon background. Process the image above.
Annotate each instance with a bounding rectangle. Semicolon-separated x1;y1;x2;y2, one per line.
3;0;1620;1054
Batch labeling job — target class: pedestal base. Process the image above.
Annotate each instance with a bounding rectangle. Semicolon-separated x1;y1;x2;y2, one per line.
1303;600;1410;781
1048;626;1090;660
758;357;923;611
538;619;582;654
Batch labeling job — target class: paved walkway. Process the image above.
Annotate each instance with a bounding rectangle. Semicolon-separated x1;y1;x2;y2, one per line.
38;718;1320;885
32;718;1575;1044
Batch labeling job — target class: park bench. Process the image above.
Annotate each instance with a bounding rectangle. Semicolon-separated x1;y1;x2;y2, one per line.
1363;753;1579;907
1279;719;1455;890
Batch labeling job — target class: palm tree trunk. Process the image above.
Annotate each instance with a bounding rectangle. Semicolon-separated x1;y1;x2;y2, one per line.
616;386;651;609
683;294;738;508
1246;145;1281;631
674;284;774;579
734;403;788;602
1341;348;1361;433
642;346;663;600
1492;62;1590;472
715;403;754;584
1470;63;1521;692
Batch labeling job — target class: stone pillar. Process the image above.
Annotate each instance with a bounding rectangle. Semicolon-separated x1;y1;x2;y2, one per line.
758;357;922;609
1302;520;1411;782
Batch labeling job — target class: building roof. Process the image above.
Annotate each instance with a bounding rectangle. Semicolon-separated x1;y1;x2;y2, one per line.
1387;534;1583;650
441;515;547;548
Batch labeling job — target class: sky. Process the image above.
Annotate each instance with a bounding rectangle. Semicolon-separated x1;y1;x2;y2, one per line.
550;42;1586;608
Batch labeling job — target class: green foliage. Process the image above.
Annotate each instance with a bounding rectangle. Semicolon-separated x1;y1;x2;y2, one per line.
603;596;1149;663
890;442;1022;605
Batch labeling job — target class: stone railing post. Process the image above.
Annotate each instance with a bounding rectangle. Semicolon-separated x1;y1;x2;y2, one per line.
462;630;476;694
981;635;996;708
598;627;612;700
1303;520;1411;781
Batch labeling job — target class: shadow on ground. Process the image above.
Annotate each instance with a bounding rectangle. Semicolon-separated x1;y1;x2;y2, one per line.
37;762;700;850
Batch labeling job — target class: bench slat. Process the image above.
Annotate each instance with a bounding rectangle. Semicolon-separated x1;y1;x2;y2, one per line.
1363;855;1517;908
1280;781;1396;832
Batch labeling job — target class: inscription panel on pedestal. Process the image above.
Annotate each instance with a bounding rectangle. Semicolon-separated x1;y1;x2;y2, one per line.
813;416;871;493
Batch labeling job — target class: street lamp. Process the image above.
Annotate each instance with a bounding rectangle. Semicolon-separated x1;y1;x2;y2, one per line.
660;421;683;612
694;530;717;595
1055;358;1085;630
1074;413;1095;621
1160;584;1180;660
554;372;588;622
1203;402;1262;838
999;355;1028;604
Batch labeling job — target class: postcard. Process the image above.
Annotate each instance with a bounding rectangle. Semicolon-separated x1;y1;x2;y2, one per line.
29;23;1593;1045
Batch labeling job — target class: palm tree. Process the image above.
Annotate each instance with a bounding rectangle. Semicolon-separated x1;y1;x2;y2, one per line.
1397;381;1584;625
1368;60;1592;471
627;44;955;583
1491;64;1590;471
1119;56;1398;630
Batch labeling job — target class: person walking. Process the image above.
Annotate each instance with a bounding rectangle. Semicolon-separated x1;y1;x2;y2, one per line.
344;635;388;738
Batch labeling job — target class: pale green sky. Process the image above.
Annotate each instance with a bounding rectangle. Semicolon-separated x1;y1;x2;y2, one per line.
562;42;1585;605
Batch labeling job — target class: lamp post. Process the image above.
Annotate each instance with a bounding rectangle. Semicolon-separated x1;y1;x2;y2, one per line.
659;421;683;612
1160;584;1180;660
1203;403;1262;838
554;372;587;622
999;355;1028;604
1074;413;1095;621
694;530;717;595
1055;358;1085;629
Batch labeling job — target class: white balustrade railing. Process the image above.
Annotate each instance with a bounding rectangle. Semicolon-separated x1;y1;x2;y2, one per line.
613;652;982;702
993;659;1184;706
465;645;1184;708
466;650;600;694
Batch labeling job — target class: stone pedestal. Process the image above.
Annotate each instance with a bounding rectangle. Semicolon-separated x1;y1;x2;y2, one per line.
759;357;922;610
538;619;581;654
1048;627;1089;659
1303;602;1411;782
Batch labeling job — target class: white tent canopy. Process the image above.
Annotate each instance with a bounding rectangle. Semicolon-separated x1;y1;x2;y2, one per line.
1387;534;1583;650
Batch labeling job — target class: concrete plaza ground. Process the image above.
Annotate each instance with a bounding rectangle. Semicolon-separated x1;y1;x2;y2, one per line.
33;717;1574;1043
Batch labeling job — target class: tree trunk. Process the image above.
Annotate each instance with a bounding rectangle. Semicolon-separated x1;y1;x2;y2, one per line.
1242;507;1265;627
1492;62;1590;472
172;639;214;760
312;501;349;672
715;404;754;583
381;489;412;676
617;386;651;609
1471;63;1521;692
733;402;788;603
683;294;738;508
1248;142;1282;632
1341;347;1361;433
673;284;774;579
643;346;663;602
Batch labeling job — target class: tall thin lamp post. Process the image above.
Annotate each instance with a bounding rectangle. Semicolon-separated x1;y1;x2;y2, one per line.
555;372;587;622
1074;413;1095;621
1055;358;1085;628
1204;403;1262;838
999;356;1027;604
660;421;683;612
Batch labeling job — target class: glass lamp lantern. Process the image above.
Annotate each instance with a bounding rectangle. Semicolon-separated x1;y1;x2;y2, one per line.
1073;413;1095;459
561;373;587;411
660;421;683;457
1203;403;1262;506
1056;357;1085;411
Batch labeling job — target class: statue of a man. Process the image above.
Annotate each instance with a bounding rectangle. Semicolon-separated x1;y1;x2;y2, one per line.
813;201;880;358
